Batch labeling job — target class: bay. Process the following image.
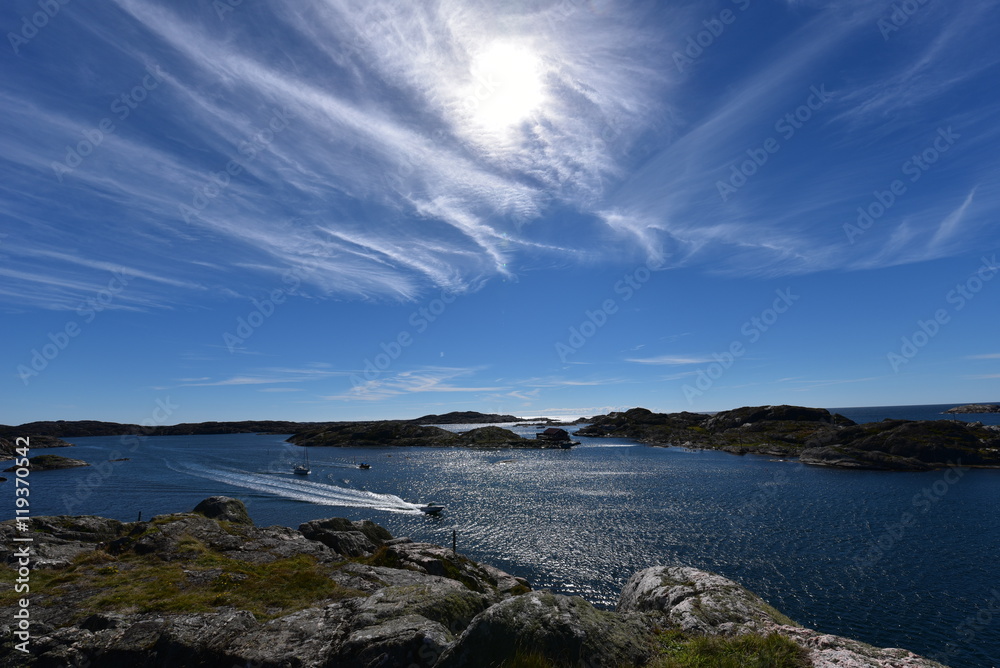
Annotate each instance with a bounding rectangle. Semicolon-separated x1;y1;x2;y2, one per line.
4;402;999;667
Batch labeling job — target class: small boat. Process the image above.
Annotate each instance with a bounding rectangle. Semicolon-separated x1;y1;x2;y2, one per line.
358;462;371;470
293;449;310;475
415;502;444;515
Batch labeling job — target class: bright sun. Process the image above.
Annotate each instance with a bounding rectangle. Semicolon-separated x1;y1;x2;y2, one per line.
463;42;544;131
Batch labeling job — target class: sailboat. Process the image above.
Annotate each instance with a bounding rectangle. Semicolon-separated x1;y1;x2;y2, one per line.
293;449;310;475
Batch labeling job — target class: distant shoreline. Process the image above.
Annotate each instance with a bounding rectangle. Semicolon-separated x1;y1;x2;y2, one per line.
5;401;999;434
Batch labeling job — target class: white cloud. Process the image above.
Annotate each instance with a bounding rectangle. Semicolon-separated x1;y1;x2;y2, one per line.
626;355;713;365
324;366;508;402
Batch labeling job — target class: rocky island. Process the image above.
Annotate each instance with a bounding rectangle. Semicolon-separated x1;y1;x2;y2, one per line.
0;420;330;439
2;454;90;472
288;423;566;449
0;497;945;667
0;412;529;442
0;436;73;460
574;405;1000;471
943;403;1000;414
6;406;998;471
409;411;526;424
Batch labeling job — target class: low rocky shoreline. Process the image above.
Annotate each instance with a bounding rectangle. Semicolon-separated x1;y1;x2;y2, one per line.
288;423;570;449
0;497;947;667
0;437;72;461
5;404;999;472
943;403;1000;414
2;455;90;472
574;405;1000;471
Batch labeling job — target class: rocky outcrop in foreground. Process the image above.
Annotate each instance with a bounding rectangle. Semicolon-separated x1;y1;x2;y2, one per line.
0;498;945;667
575;405;1000;471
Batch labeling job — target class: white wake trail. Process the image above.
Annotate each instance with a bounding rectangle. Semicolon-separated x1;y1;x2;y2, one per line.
169;462;423;513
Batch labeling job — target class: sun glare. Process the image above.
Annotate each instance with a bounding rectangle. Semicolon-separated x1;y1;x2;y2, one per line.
464;42;544;131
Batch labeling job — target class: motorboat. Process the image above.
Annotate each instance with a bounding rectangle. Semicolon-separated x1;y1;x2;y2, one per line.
415;502;444;515
358;462;371;469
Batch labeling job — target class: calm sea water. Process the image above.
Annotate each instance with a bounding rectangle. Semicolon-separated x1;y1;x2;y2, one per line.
4;403;999;667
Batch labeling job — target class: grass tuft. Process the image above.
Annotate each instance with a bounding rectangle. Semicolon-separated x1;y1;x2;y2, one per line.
650;630;810;668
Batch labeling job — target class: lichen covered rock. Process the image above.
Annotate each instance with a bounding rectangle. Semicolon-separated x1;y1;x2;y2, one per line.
436;591;654;668
619;566;947;668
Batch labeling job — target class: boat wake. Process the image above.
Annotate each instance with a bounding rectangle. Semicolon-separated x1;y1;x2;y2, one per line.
168;462;423;513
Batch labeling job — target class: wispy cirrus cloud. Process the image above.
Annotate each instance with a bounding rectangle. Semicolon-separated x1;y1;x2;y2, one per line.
324;366;508;402
782;376;882;391
1;0;668;309
600;2;1000;277
2;0;998;319
626;355;714;366
162;366;351;389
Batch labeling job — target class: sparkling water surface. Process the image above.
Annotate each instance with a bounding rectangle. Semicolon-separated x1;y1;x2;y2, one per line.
4;402;999;667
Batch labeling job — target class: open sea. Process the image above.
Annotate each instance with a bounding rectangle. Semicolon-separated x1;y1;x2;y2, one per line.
4;402;999;667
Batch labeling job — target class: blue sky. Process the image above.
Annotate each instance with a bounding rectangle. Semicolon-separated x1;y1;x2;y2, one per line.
2;0;999;424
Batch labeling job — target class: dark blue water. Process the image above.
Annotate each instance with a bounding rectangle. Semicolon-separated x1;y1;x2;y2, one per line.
3;403;999;667
830;402;1000;426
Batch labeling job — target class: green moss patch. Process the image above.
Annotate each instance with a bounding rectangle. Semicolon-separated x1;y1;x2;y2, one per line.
0;536;364;622
650;630;810;668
